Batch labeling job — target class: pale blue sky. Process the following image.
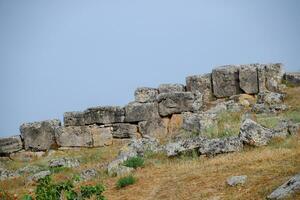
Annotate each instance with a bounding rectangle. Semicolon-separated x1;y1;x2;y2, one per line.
1;0;300;136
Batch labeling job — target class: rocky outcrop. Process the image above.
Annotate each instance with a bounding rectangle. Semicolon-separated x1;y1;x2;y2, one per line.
134;87;158;103
157;92;197;116
124;102;159;122
239;64;258;94
284;72;300;86
158;84;185;93
212;65;241;97
55;125;112;147
252;92;288;114
20;119;61;151
227;175;247;186
0;135;23;154
186;73;213;102
267;173;300;199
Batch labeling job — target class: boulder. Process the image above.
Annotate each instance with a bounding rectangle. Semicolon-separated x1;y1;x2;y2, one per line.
17;165;41;175
274;119;300;136
111;123;138;138
239;64;259;94
158;84;185;93
267;173;300;199
55;125;112;147
83;106;125;125
257;92;284;105
20;119;61;151
229;94;256;107
124;102;159;122
49;157;80;168
80;168;97;181
198;136;243;155
226;175;247;186
182;112;216;133
0;135;23;154
239;119;274;146
134;87;158;103
64;111;85;126
28;170;51;182
284;72;300;86
138;118;169;139
212;65;241;97
186;73;213;102
157;92;196;116
258;63;284;92
108;165;134;177
0;168;19;180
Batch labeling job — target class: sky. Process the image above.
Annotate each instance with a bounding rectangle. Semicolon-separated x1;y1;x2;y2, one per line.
0;0;300;137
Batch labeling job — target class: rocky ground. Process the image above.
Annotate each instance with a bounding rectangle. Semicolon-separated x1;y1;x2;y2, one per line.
1;86;300;200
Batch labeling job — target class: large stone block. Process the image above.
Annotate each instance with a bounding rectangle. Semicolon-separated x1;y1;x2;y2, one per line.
124;102;159;122
157;92;196;116
182;112;216;133
158;84;185;93
0;135;23;154
84;106;125;125
285;72;300;86
134;87;158;103
138;118;169;139
239;64;258;94
212;65;241;97
64;111;85;126
110;123;138;138
258;63;284;92
186;73;213;102
55;125;112;147
168;114;183;134
20;119;61;151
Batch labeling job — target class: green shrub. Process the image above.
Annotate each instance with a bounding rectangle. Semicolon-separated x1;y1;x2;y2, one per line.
21;194;33;200
123;156;144;169
116;175;136;189
81;185;106;200
50;166;67;173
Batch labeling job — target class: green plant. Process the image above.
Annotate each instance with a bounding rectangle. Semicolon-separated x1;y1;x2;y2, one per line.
50;166;67;173
81;185;106;200
116;175;136;189
21;194;33;200
123;156;144;169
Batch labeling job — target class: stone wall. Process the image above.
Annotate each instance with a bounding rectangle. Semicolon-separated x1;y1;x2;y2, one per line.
1;63;299;154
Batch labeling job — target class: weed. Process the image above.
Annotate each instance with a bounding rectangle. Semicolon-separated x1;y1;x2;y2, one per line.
123;156;144;169
116;175;136;189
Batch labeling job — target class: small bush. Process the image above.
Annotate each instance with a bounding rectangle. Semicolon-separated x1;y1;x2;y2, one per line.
81;185;106;200
116;175;136;189
21;194;33;200
123;156;144;169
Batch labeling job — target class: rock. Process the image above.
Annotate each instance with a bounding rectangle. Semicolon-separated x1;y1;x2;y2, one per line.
275;119;300;136
186;73;213;102
239;64;259;94
49;157;80;168
138;118;169;139
28;170;51;182
206;101;227;114
83;106;125;125
108;165;134;177
0;135;23;154
0;168;19;180
164;136;205;156
212;65;241;97
20;119;61;151
192;92;203;112
284;72;300;86
56;125;112;147
80;168;97;181
168;114;183;135
158;84;185;93
124;102;159;123
229;94;256;107
10;151;45;162
258;63;284;92
226;175;247;186
64;111;85;126
198;136;243;155
257;92;285;105
134;87;158;103
17;165;41;175
157;92;196;116
267;173;300;199
182;112;216;133
111;123;138;138
239;119;274;146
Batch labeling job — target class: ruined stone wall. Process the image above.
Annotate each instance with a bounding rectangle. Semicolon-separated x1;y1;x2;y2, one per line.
1;63;299;154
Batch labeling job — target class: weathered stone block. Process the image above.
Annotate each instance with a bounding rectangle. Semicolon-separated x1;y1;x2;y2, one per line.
124;102;159;122
258;63;284;92
182;112;216;133
158;84;185;93
0;135;23;154
64;111;85;126
157;92;196;116
212;65;241;97
110;123;138;138
20;119;61;151
186;73;213;102
239;64;258;94
84;106;125;125
134;87;158;103
92;127;113;147
138;118;169;138
168;114;183;134
285;72;300;86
